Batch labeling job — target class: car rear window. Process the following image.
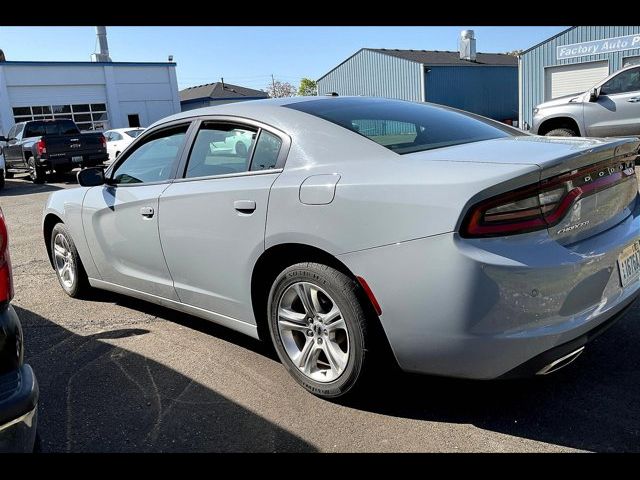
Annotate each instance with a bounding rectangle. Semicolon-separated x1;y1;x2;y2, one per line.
284;97;517;155
24;120;80;137
125;129;144;139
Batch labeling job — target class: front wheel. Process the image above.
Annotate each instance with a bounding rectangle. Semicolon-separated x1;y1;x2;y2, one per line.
4;170;13;179
545;127;577;137
28;157;45;184
50;223;90;298
267;262;369;399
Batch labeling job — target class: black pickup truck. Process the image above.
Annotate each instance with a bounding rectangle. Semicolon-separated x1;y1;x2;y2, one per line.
0;119;108;184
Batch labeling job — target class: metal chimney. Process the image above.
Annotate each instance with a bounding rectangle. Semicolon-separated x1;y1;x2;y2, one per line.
459;30;476;61
91;26;112;62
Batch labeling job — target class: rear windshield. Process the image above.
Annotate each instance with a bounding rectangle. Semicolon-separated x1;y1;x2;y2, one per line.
24;120;80;137
285;97;517;155
125;129;144;139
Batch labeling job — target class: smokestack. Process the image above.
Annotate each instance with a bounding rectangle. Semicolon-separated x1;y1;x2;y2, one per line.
91;26;112;62
459;30;476;62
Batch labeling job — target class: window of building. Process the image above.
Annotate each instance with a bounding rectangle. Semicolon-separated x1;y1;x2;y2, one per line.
12;103;110;131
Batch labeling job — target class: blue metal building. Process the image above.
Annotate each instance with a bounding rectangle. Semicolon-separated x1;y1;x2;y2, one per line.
317;48;518;122
519;26;640;129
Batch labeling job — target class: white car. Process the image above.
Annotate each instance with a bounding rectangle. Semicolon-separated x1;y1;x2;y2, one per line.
104;128;145;163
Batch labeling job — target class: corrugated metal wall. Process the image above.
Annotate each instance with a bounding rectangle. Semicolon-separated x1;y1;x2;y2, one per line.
521;26;640;128
425;66;518;120
317;49;423;102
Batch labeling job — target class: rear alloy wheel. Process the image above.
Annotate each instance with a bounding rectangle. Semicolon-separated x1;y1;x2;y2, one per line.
51;223;89;298
28;157;45;184
268;262;369;399
545;127;577;137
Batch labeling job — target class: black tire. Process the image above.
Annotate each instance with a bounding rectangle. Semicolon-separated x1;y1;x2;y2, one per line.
28;157;45;184
545;127;577;137
267;262;369;399
0;170;4;189
50;223;90;298
235;141;248;156
4;170;13;179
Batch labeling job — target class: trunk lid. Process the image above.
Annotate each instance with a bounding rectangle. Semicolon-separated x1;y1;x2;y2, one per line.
412;135;640;243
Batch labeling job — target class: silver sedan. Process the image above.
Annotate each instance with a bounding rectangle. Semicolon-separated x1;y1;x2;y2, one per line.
42;96;640;398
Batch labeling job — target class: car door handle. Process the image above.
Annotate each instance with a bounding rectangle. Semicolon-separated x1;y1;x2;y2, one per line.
140;206;155;218
627;97;640;103
234;200;256;214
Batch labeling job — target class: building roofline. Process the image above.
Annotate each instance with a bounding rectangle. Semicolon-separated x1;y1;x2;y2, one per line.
317;48;369;83
520;26;576;55
0;61;177;67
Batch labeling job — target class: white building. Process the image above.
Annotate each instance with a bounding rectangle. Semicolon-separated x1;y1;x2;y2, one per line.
0;60;181;136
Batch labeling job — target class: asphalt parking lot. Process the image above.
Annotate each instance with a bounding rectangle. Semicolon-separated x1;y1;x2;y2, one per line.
2;173;640;452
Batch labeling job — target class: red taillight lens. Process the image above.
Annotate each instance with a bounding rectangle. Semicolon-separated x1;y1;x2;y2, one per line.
461;156;637;238
36;139;46;155
0;208;14;303
100;134;106;149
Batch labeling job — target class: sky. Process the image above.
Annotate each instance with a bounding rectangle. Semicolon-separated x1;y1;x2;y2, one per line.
0;26;567;91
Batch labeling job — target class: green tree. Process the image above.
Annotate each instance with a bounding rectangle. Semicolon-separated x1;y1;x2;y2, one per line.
298;78;318;96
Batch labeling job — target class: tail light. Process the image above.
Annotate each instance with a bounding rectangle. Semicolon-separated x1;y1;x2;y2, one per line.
461;156;637;238
100;135;107;149
0;208;14;303
36;139;47;155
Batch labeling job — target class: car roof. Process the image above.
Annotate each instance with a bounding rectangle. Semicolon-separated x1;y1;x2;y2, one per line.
148;96;373;130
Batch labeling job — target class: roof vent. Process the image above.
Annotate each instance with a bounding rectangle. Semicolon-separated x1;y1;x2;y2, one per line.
459;29;476;62
91;26;112;62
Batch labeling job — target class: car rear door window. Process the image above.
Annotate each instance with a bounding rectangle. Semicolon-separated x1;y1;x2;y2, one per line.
111;125;189;185
250;130;282;171
185;123;257;179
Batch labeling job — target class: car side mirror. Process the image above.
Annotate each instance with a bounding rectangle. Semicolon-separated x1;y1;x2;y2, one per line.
589;87;600;102
77;167;105;187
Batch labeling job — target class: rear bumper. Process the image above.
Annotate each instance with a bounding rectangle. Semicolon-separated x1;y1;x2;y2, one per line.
0;364;39;453
339;202;640;379
42;153;108;169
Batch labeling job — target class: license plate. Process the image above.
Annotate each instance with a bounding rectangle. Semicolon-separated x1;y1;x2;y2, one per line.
72;156;83;163
618;241;640;287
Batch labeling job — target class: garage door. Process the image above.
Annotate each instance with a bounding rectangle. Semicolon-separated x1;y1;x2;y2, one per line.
544;61;609;100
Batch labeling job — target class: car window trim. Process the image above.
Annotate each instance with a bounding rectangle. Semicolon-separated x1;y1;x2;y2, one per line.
104;119;196;188
175;115;292;181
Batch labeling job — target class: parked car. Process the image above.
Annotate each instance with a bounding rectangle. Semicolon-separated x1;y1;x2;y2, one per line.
0;207;38;452
531;64;640;137
0;145;5;190
42;97;640;399
104;128;145;163
0;119;108;183
210;129;254;157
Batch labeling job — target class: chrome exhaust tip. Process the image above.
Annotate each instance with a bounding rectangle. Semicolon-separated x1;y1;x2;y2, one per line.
536;346;585;375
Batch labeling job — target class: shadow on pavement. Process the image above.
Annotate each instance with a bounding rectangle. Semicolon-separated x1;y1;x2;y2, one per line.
0;178;65;196
15;305;314;453
345;303;640;452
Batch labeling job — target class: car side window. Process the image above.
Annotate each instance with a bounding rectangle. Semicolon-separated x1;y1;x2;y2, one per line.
6;125;16;140
111;125;189;185
12;123;25;140
112;132;123;141
184;123;257;179
250;130;282;171
600;68;640;95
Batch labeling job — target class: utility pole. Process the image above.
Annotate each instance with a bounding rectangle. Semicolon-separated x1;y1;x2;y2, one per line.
271;74;276;94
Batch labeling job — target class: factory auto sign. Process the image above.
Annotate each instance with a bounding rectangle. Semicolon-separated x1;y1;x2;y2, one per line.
557;34;640;60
